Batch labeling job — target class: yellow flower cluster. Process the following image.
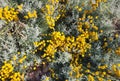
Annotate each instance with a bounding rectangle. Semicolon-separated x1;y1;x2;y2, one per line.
0;4;37;22
88;74;94;81
115;47;120;55
75;6;82;12
97;77;103;81
0;6;19;22
33;32;92;79
90;0;107;10
34;40;46;50
34;30;91;63
98;65;108;70
64;33;91;56
0;62;23;81
33;0;118;80
83;63;118;81
78;16;99;42
24;10;37;19
69;64;83;78
89;31;98;41
51;31;65;47
43;44;57;61
93;65;110;78
19;55;27;63
45;16;55;29
42;31;65;61
42;0;62;29
10;72;21;81
0;62;13;81
67;0;108;79
33;32;65;61
112;64;120;77
17;4;23;11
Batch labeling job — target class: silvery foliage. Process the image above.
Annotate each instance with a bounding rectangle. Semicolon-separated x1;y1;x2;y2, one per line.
0;0;8;6
22;0;42;12
56;52;72;64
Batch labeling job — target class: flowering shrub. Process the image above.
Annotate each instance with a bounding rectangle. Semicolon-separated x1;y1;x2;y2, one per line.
0;0;120;81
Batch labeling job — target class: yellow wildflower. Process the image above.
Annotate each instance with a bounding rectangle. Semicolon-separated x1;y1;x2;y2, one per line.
17;4;23;11
88;75;94;81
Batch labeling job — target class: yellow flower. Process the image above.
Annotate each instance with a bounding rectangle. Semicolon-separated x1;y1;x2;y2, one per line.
115;33;119;38
46;4;50;10
33;67;36;70
24;16;28;19
75;6;79;9
23;65;27;69
84;22;90;28
115;69;120;77
45;77;50;81
117;63;120;67
92;26;98;30
33;10;37;18
28;11;33;18
98;77;103;81
95;71;99;75
55;14;61;21
87;63;91;68
17;52;21;55
10;72;21;81
95;16;98;19
107;80;111;81
17;4;23;11
33;41;39;47
3;6;9;11
13;55;17;60
102;0;107;2
19;55;27;63
112;64;117;72
115;47;120;55
102;72;106;76
0;62;14;80
0;6;19;22
85;69;90;73
24;10;38;19
100;30;103;33
78;8;82;12
88;75;94;81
